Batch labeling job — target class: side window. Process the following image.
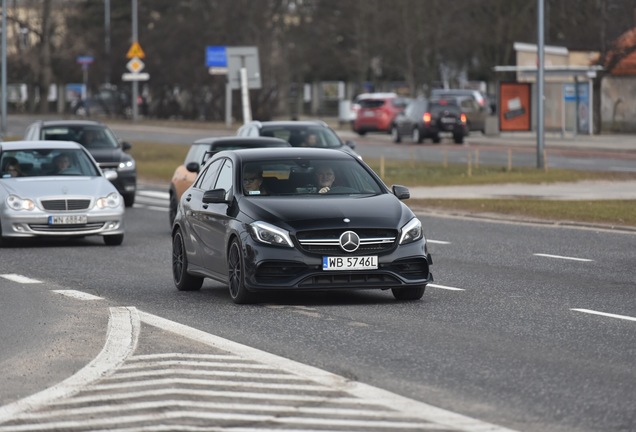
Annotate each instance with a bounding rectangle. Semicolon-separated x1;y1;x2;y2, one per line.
196;159;223;191
214;160;234;200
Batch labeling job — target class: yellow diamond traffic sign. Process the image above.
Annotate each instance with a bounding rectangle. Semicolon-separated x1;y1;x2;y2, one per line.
126;57;145;74
126;41;145;59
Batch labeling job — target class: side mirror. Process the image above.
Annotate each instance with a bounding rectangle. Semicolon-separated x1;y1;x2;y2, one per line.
202;188;229;204
345;140;356;150
104;170;118;181
186;161;200;173
392;184;410;200
121;141;132;151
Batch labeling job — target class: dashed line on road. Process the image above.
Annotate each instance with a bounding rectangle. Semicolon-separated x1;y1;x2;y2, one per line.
0;274;42;284
571;308;636;322
533;253;593;262
428;239;451;244
428;283;465;291
51;290;103;301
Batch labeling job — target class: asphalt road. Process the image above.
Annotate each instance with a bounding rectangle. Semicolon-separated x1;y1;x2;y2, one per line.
1;191;634;432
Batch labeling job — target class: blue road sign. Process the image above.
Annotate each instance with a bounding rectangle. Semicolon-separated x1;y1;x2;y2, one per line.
76;56;94;65
206;46;227;68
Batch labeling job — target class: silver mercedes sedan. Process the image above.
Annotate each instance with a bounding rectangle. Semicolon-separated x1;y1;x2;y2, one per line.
0;140;125;246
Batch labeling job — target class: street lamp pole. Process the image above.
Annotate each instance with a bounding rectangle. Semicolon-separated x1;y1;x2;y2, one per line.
1;0;7;137
537;0;545;169
131;0;139;121
104;0;111;85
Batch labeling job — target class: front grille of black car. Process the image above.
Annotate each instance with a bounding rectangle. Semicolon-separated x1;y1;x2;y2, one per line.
299;272;401;287
296;229;396;255
41;199;92;211
28;222;105;232
98;162;119;170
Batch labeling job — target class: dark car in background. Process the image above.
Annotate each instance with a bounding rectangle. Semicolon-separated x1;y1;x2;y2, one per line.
24;120;137;206
168;136;290;226
237;120;360;159
171;147;433;304
392;98;468;144
430;89;490;132
353;94;410;136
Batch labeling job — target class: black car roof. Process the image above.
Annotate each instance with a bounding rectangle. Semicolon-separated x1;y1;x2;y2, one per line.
213;147;353;162
193;136;291;147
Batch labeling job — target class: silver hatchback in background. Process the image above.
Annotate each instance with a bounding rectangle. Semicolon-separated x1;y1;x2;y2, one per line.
0;141;125;246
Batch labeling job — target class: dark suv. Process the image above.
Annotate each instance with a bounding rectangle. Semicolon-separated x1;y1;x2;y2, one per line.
236;120;360;159
24;120;137;206
391;98;468;144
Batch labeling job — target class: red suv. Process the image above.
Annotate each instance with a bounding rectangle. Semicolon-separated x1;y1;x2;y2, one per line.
353;94;410;136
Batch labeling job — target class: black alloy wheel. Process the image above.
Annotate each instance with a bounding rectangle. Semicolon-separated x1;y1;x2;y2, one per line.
103;234;124;246
391;285;426;300
227;239;253;304
391;125;401;143
172;228;203;291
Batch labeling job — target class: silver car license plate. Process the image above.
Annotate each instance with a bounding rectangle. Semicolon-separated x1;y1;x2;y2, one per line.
322;256;378;271
48;215;88;225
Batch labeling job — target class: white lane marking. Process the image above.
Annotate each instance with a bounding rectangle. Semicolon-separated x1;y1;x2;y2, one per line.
104;368;311;381
0;307;139;424
138;190;170;199
0;274;42;284
609;166;636;172
17;399;401;421
428;283;465;291
121;359;279;370
51;290;103;301
134;204;169;212
139;311;516;432
533;253;593;262
571;308;636;322
0;411;435;431
428;239;451;244
92;377;333;392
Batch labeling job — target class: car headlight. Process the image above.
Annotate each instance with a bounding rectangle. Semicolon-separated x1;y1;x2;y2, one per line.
6;194;35;211
399;217;424;244
118;159;135;171
96;192;122;209
249;221;293;248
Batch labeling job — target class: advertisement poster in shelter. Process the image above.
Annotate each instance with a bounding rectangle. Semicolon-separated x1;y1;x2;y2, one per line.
499;82;531;131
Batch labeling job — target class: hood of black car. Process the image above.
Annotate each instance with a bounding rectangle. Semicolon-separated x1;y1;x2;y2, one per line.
240;194;412;232
87;148;125;163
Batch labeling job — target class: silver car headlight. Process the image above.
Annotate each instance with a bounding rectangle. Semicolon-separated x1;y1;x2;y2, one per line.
118;160;135;171
96;192;122;209
399;217;424;245
249;221;293;248
6;194;35;211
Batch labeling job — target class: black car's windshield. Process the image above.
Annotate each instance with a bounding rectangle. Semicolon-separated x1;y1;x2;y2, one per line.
0;149;101;178
241;158;384;196
260;126;343;149
41;126;120;149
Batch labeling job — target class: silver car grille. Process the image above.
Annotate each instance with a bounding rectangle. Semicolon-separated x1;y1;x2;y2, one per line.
41;199;92;211
28;222;105;232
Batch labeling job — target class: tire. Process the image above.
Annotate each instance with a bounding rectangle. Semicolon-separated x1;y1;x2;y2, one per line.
169;192;178;227
432;135;441;144
227;238;254;304
103;234;124;246
357;130;367;136
392;285;426;301
412;127;423;144
453;134;464;144
391;125;401;143
172;228;203;291
123;192;135;208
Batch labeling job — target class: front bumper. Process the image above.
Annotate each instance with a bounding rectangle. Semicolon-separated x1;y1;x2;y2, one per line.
240;233;433;292
1;208;124;238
